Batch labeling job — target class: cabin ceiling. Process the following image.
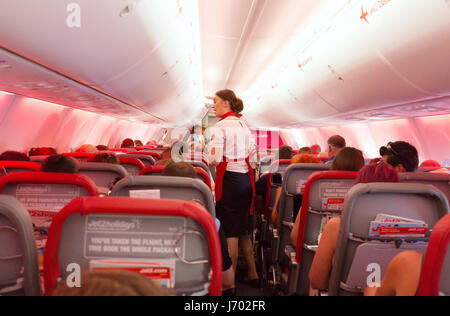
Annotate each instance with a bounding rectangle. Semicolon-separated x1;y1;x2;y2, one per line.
0;0;449;129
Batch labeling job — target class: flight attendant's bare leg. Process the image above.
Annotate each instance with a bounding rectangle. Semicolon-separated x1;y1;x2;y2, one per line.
240;236;259;281
227;237;239;272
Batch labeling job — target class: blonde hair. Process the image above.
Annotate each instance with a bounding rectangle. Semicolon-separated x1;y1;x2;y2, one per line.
75;144;98;154
53;270;172;296
292;154;322;164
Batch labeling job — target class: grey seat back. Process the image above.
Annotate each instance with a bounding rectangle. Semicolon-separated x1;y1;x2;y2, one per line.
0;196;42;296
276;164;330;262
53;199;214;296
120;163;142;176
1;180;93;230
111;176;215;217
122;154;156;167
400;172;450;202
78;163;128;193
329;183;449;296
29;156;49;164
297;176;356;295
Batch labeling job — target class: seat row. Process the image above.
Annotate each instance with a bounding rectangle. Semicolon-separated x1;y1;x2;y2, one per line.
0;158;212;193
257;160;450;296
0;195;222;296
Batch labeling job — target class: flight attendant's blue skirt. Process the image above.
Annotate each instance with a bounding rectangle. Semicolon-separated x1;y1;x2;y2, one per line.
216;171;253;238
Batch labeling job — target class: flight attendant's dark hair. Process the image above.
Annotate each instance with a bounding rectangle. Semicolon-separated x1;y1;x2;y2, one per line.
215;89;244;114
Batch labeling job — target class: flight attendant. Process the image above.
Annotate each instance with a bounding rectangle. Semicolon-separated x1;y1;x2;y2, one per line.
208;89;259;284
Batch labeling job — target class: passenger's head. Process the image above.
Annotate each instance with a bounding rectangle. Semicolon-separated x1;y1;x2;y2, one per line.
311;145;321;155
193;125;202;135
0;151;30;162
75;144;97;154
380;141;419;172
298;147;312;155
278;145;293;160
327;135;346;158
158;148;171;161
96;145;109;151
121;138;135;149
331;147;365;172
162;161;197;179
41;155;78;174
156;158;174;167
28;147;57;157
134;140;144;147
88;153;120;164
292;154;322;164
53;270;171;296
356;162;400;184
213;89;243;117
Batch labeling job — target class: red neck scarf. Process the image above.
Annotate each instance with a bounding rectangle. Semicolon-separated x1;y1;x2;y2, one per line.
219;111;242;122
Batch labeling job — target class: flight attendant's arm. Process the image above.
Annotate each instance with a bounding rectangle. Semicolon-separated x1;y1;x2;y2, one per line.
208;126;225;166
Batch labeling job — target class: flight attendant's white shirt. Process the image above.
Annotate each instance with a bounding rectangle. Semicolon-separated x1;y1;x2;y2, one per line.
208;116;257;173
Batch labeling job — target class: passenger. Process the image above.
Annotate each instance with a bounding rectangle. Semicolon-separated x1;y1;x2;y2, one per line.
364;251;423;296
326;135;346;164
134;140;144;147
255;145;293;215
330;147;365;172
311;144;321;155
28;147;57;156
161;161;197;178
161;161;235;295
292;154;322;165
308;142;419;294
297;147;312;155
208;89;259;286
188;125;206;152
88;153;120;164
271;154;321;229
382;141;419;173
156;158;174;167
121;138;135;149
96;145;110;151
160;147;173;161
40;155;78;174
53;270;171;296
0;151;30;161
75;144;97;154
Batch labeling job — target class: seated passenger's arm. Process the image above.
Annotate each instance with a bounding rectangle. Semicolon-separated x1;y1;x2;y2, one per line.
365;251;423;297
271;188;282;229
309;218;341;291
